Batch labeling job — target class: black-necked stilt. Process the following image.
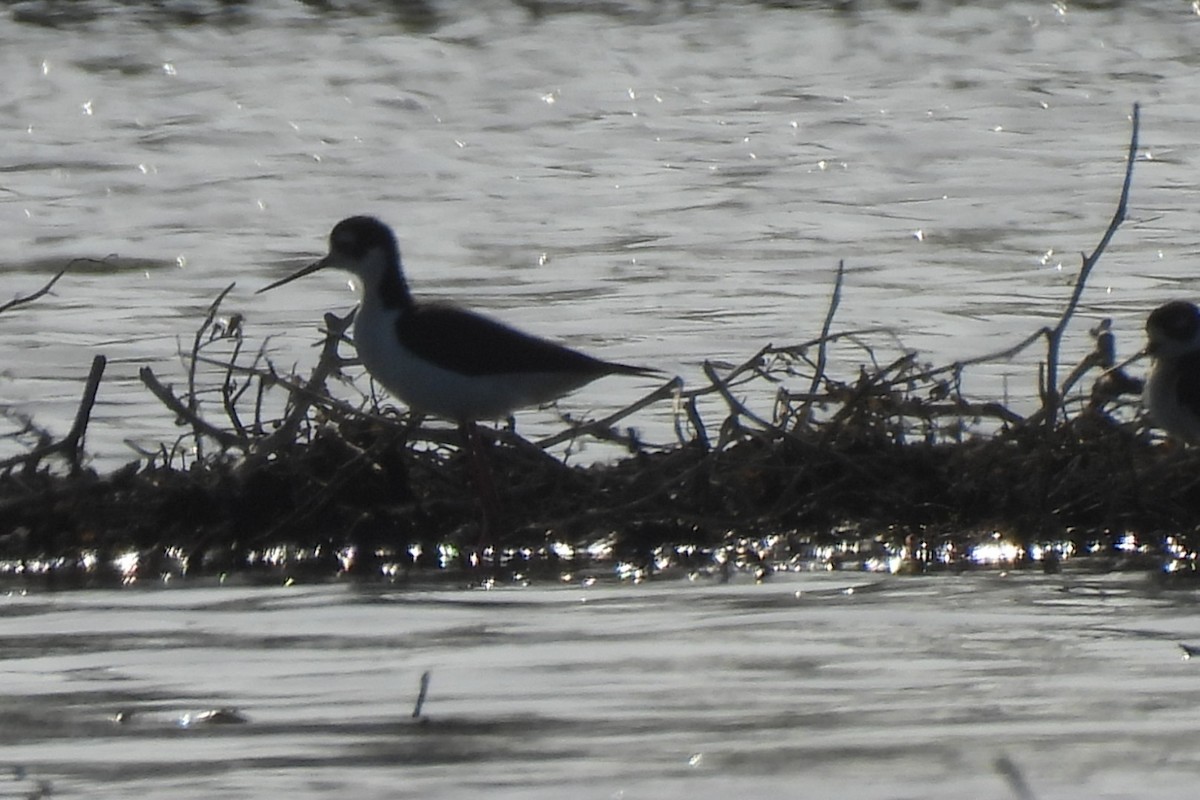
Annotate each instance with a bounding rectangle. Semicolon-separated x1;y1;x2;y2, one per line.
258;215;658;542
1144;300;1200;443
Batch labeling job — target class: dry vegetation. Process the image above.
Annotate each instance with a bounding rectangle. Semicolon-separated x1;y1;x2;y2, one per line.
3;104;1194;586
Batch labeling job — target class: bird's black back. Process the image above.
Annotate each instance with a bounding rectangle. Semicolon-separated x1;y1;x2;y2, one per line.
396;303;649;378
1175;348;1200;415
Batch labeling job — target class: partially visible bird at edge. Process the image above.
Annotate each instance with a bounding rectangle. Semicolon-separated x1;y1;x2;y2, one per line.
1144;300;1200;444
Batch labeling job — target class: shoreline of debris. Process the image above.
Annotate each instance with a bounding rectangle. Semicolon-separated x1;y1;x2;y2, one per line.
6;104;1192;591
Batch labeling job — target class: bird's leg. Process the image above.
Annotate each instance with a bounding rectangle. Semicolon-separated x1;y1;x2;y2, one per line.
460;420;504;564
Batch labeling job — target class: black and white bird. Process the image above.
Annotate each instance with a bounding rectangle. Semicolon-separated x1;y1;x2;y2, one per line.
259;215;656;420
1144;300;1200;443
258;216;658;540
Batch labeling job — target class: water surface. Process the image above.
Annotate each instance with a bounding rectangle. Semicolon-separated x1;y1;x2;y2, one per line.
3;572;1200;798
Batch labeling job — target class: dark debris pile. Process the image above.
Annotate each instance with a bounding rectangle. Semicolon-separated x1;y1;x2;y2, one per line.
1;302;1195;588
5;103;1195;587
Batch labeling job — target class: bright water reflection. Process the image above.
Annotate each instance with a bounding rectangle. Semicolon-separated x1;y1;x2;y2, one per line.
3;574;1200;798
0;1;1194;467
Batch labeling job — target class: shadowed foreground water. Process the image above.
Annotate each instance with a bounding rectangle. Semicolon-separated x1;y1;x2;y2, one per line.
3;573;1200;799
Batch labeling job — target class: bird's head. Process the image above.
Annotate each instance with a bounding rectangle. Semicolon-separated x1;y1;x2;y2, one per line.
258;216;402;295
1146;300;1200;359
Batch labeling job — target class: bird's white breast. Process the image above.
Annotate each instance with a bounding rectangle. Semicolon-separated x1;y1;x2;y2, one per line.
1145;359;1200;443
351;300;594;422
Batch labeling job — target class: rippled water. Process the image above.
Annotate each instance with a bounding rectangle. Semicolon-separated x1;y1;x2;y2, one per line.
0;0;1193;467
5;573;1200;799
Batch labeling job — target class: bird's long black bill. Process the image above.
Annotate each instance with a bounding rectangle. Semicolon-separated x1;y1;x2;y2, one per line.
256;256;329;294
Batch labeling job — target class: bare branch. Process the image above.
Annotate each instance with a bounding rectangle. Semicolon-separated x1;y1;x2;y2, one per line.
185;282;237;460
1042;103;1139;428
139;366;247;451
0;267;67;315
0;354;106;474
797;259;845;427
244;310;356;464
535;377;682;450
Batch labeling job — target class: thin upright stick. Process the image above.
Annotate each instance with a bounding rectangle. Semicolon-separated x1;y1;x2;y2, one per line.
798;259;845;426
1042;103;1139;428
62;355;106;475
412;671;432;719
186;282;236;460
0;354;106;474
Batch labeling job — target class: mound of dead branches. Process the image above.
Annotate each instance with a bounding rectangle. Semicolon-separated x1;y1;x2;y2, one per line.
4;103;1191;586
